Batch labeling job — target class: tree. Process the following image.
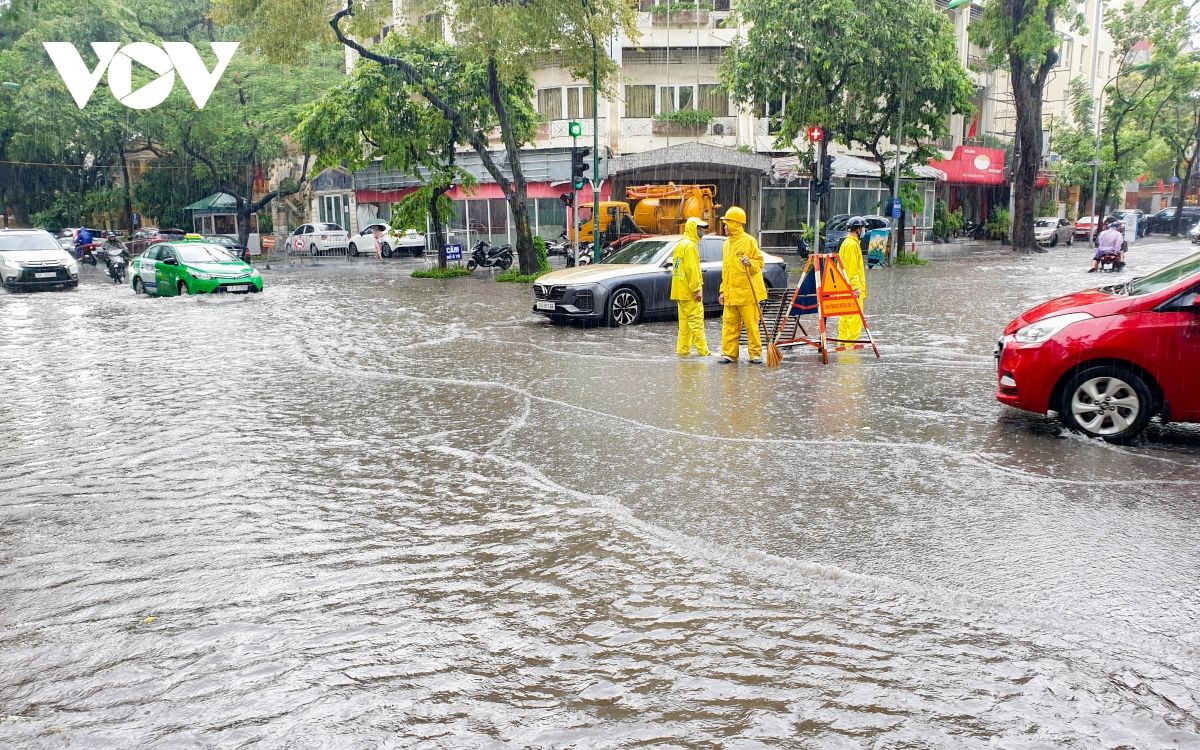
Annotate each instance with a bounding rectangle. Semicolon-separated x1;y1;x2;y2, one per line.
215;0;637;275
722;0;974;223
975;0;1080;251
293;36;483;267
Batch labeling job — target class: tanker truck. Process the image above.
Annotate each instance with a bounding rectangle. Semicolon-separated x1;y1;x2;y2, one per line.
570;183;720;249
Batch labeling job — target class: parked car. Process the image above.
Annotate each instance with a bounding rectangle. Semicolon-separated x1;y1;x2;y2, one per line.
348;222;394;257
288;222;349;256
125;227;186;255
0;228;80;291
995;251;1200;443
202;234;249;261
394;229;427;256
1073;215;1100;238
531;234;788;326
824;215;890;253
1145;206;1200;235
1111;209;1146;237
1034;217;1074;247
131;235;262;296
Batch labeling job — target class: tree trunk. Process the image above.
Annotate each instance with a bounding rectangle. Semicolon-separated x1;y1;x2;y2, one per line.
486;58;537;274
1011;77;1044;252
118;144;134;235
1170;111;1200;236
430;187;448;269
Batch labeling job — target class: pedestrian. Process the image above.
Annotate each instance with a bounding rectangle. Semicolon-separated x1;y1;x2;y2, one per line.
373;225;384;260
1089;220;1125;272
671;216;711;357
836;216;869;350
717;206;767;364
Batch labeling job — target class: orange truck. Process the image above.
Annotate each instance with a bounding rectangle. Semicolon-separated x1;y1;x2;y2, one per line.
571;183;720;247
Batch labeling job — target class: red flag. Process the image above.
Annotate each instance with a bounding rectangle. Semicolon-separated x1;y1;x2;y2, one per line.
967;114;978;139
1158;178;1166;194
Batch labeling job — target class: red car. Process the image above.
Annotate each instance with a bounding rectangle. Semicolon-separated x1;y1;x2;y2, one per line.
995;252;1200;443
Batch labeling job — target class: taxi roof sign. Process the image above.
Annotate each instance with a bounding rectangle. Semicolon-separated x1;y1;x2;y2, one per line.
184;233;203;240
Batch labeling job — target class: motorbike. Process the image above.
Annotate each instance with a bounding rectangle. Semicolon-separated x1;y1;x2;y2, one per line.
466;239;514;271
95;238;129;284
545;231;570;257
566;242;593;267
75;240;99;266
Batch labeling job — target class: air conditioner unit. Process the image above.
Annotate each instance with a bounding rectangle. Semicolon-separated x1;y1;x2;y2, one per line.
711;122;725;135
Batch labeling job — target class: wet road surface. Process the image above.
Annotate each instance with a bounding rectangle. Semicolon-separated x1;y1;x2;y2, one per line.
2;242;1199;748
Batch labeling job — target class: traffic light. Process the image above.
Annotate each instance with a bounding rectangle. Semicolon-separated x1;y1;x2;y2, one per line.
559;191;573;207
806;125;825;144
821;152;835;186
571;147;591;190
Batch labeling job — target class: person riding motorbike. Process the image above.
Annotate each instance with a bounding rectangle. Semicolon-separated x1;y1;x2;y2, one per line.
1090;220;1125;272
73;227;94;259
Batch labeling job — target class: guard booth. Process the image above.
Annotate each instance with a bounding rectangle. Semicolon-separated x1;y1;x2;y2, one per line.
184;193;263;254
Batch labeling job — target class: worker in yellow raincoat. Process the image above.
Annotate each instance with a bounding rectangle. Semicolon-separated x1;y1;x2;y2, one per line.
836;216;869;349
718;206;767;364
671;217;710;356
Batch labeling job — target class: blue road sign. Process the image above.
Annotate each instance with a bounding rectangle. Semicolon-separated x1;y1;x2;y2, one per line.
445;243;463;261
890;198;902;219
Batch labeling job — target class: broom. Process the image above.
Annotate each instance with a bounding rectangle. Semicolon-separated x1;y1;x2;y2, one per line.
740;260;781;367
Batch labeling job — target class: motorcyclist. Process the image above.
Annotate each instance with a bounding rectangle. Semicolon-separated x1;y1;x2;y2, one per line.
74;227;94;259
1090;221;1125;272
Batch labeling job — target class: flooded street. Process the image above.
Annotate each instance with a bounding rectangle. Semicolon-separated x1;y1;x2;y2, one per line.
2;241;1198;748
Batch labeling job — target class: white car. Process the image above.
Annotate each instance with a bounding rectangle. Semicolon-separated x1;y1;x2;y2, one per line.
0;228;80;291
347;222;426;258
1034;217;1074;247
288;222;349;256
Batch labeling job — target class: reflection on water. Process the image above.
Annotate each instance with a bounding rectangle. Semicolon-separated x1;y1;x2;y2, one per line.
1;250;1198;747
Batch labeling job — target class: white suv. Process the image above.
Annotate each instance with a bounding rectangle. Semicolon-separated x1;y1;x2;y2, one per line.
0;229;80;291
288;223;349;256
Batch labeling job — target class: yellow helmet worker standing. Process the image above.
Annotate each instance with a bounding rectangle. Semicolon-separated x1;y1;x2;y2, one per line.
837;216;869;349
671;216;711;356
717;206;767;364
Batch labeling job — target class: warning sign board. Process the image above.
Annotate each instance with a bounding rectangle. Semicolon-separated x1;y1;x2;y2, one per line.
821;262;851;293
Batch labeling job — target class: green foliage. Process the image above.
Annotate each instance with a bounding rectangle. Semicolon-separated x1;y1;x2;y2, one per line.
723;0;973;184
653;108;715;129
800;221;823;245
899;183;924;218
985;208;1011;241
932;199;962;241
412;265;472;278
1036;198;1058;217
647;1;713;16
497;236;548;282
895;250;929;266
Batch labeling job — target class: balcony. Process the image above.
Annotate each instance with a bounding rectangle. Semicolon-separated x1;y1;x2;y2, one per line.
648;8;710;26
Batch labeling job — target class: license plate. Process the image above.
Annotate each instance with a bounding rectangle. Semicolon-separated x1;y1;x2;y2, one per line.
35;272;56;278
225;285;249;292
535;300;555;311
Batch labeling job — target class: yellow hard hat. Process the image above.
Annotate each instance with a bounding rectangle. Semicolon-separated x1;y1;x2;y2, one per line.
722;206;748;225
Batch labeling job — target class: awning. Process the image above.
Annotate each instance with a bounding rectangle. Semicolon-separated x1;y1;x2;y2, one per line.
183;192;241;213
928;146;1006;185
772;153;945;182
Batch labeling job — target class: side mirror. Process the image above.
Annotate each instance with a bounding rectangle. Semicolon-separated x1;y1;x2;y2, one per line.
162;257;178;266
660;259;673;270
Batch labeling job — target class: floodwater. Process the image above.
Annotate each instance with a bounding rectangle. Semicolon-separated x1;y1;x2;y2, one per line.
2;240;1198;748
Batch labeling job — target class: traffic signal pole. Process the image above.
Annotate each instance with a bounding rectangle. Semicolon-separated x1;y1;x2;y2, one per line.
571;134;581;262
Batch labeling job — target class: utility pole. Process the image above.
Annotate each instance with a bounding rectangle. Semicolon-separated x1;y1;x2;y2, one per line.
892;71;906;263
592;34;601;264
1087;0;1103;250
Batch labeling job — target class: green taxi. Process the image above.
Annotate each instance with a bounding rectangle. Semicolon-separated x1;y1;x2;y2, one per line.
131;235;263;296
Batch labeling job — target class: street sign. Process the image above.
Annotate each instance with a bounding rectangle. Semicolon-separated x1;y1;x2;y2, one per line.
890;197;902;219
131;211;140;227
445;243;463;261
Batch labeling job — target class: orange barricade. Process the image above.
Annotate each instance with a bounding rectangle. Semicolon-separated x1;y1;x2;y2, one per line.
765;253;879;364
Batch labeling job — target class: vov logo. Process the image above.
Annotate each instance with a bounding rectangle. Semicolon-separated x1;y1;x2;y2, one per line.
43;42;239;110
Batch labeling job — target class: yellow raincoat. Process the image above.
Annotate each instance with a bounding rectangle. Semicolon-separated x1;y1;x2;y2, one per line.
671;218;709;356
837;232;868;343
719;222;767;360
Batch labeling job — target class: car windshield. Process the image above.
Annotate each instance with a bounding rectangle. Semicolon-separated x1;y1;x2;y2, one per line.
601;239;672;265
176;244;238;263
0;233;61;252
1123;252;1200;296
316;223;342;232
826;216;849;231
1035;219;1056;227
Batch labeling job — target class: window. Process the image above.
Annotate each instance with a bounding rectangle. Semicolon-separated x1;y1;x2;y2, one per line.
535;198;567;239
1079;45;1089;73
699;237;723;263
566;86;594;119
659;85;696;115
1057;36;1073;69
537;88;563;119
625;85;655;118
698;84;728;116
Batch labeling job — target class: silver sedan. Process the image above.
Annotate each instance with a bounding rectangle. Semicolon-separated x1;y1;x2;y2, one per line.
1035;217;1074;247
532;234;788;326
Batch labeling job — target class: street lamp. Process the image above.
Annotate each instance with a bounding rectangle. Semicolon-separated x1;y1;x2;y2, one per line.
1088;62;1152;248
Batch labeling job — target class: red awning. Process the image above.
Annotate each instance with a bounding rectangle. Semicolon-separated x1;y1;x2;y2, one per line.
929;146;1006;186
